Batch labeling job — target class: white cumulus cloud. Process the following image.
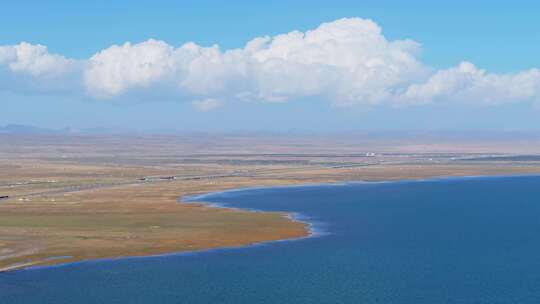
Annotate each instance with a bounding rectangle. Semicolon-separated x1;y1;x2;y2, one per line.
0;42;80;94
401;62;540;105
1;17;540;108
84;39;175;97
0;42;74;76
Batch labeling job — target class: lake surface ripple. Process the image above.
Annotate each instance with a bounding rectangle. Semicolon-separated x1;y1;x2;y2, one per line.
3;176;540;303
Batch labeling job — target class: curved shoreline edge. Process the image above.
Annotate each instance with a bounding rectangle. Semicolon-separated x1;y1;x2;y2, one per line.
180;173;540;250
2;174;538;274
180;198;326;240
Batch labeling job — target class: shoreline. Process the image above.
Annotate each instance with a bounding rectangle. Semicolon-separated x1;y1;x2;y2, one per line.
3;173;537;274
181;173;539;202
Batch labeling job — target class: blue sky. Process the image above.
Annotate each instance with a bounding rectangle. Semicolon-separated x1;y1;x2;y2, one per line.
2;0;540;132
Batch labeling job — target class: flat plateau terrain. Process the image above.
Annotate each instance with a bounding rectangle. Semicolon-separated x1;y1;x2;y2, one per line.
2;133;540;272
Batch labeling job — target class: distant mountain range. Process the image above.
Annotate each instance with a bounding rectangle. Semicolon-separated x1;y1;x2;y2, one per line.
0;124;125;135
0;124;56;134
1;124;539;139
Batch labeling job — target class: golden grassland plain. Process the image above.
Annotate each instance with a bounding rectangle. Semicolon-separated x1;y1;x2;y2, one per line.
2;133;540;272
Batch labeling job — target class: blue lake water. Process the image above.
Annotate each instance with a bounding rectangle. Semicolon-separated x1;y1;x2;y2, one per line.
2;176;540;303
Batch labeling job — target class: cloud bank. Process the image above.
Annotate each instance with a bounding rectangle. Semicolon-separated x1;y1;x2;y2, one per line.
2;18;540;108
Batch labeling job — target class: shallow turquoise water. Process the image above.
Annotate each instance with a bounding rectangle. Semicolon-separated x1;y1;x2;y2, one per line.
2;176;540;303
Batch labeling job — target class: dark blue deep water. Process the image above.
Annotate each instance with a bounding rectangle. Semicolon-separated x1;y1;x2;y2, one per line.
3;176;540;303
